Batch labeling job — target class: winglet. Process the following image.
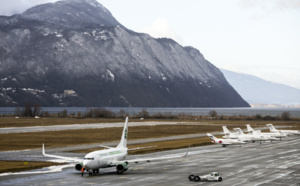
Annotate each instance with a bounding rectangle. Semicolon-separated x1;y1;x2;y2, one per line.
182;145;190;157
42;143;45;155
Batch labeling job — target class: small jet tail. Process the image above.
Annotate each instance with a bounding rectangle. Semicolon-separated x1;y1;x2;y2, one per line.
266;124;277;131
222;126;232;134
246;124;254;132
207;133;217;141
116;117;129;149
234;128;244;135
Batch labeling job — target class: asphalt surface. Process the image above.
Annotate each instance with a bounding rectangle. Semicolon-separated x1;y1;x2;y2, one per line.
0;120;288;134
1;135;300;185
0;121;182;134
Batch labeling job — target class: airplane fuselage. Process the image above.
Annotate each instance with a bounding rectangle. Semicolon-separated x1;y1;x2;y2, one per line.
251;131;286;138
271;129;300;135
83;148;128;170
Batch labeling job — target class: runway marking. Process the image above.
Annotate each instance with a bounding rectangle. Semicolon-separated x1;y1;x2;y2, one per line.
0;164;73;177
277;149;299;155
230;169;281;186
254;171;294;186
220;171;256;186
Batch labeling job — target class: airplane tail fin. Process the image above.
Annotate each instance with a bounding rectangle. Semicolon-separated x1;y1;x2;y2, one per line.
234;128;244;135
222;126;231;134
207;133;217;141
117;117;129;149
266;124;276;131
246;124;254;132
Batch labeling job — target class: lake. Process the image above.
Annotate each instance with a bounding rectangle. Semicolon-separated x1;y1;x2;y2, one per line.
0;107;299;118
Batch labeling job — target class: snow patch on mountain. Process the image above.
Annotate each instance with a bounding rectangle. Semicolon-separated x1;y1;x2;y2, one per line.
106;70;114;82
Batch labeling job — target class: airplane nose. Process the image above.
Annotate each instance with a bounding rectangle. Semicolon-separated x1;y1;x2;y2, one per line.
83;160;89;169
83;160;96;169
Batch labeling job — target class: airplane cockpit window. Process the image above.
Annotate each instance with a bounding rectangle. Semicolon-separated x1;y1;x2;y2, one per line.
84;158;94;160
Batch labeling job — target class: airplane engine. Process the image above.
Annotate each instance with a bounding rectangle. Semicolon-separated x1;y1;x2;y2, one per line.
116;162;129;173
75;163;83;171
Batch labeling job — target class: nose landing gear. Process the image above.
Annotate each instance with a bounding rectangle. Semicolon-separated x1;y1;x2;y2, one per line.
82;169;99;176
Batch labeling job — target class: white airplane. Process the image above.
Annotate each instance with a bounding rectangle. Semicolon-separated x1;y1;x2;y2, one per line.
233;128;270;144
42;117;189;176
222;126;239;139
207;133;246;147
246;124;286;140
266;124;300;136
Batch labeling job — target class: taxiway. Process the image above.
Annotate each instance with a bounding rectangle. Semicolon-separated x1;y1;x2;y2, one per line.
1;136;300;185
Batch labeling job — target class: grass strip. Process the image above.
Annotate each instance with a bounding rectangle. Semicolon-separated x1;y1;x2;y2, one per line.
1;121;299;152
0;125;220;151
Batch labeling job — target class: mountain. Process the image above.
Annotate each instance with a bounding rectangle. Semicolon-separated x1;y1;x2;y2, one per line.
21;0;123;29
221;69;300;105
0;0;250;107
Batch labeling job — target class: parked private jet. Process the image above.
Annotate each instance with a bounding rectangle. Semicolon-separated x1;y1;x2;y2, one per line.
266;124;300;136
42;117;189;176
246;124;285;140
233;128;270;144
207;133;246;147
222;126;239;139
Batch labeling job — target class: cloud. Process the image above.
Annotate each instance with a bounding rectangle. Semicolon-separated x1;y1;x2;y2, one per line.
140;18;183;45
275;0;300;10
237;0;300;20
238;0;300;10
0;0;58;16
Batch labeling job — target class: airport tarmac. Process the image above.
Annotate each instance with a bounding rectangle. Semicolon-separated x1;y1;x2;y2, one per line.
1;136;300;185
0;120;284;134
0;121;181;134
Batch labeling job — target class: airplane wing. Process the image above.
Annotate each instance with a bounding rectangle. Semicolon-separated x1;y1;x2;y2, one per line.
127;146;156;151
42;144;82;162
100;145;156;151
113;146;190;164
221;142;233;145
99;145;114;149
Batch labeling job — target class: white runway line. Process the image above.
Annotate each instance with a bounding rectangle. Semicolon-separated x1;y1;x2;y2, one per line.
0;164;73;177
254;171;295;186
277;149;299;155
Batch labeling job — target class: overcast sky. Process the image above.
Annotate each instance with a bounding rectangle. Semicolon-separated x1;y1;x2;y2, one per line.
1;0;300;89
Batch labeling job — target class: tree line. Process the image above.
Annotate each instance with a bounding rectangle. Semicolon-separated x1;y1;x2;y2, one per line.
9;103;294;121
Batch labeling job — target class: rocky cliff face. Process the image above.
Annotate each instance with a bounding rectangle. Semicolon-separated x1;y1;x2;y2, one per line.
0;0;250;107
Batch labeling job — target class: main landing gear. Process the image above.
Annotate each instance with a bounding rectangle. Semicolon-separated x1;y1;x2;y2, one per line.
82;168;99;176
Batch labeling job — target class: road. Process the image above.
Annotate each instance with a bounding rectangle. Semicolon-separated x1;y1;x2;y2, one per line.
1;136;300;185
